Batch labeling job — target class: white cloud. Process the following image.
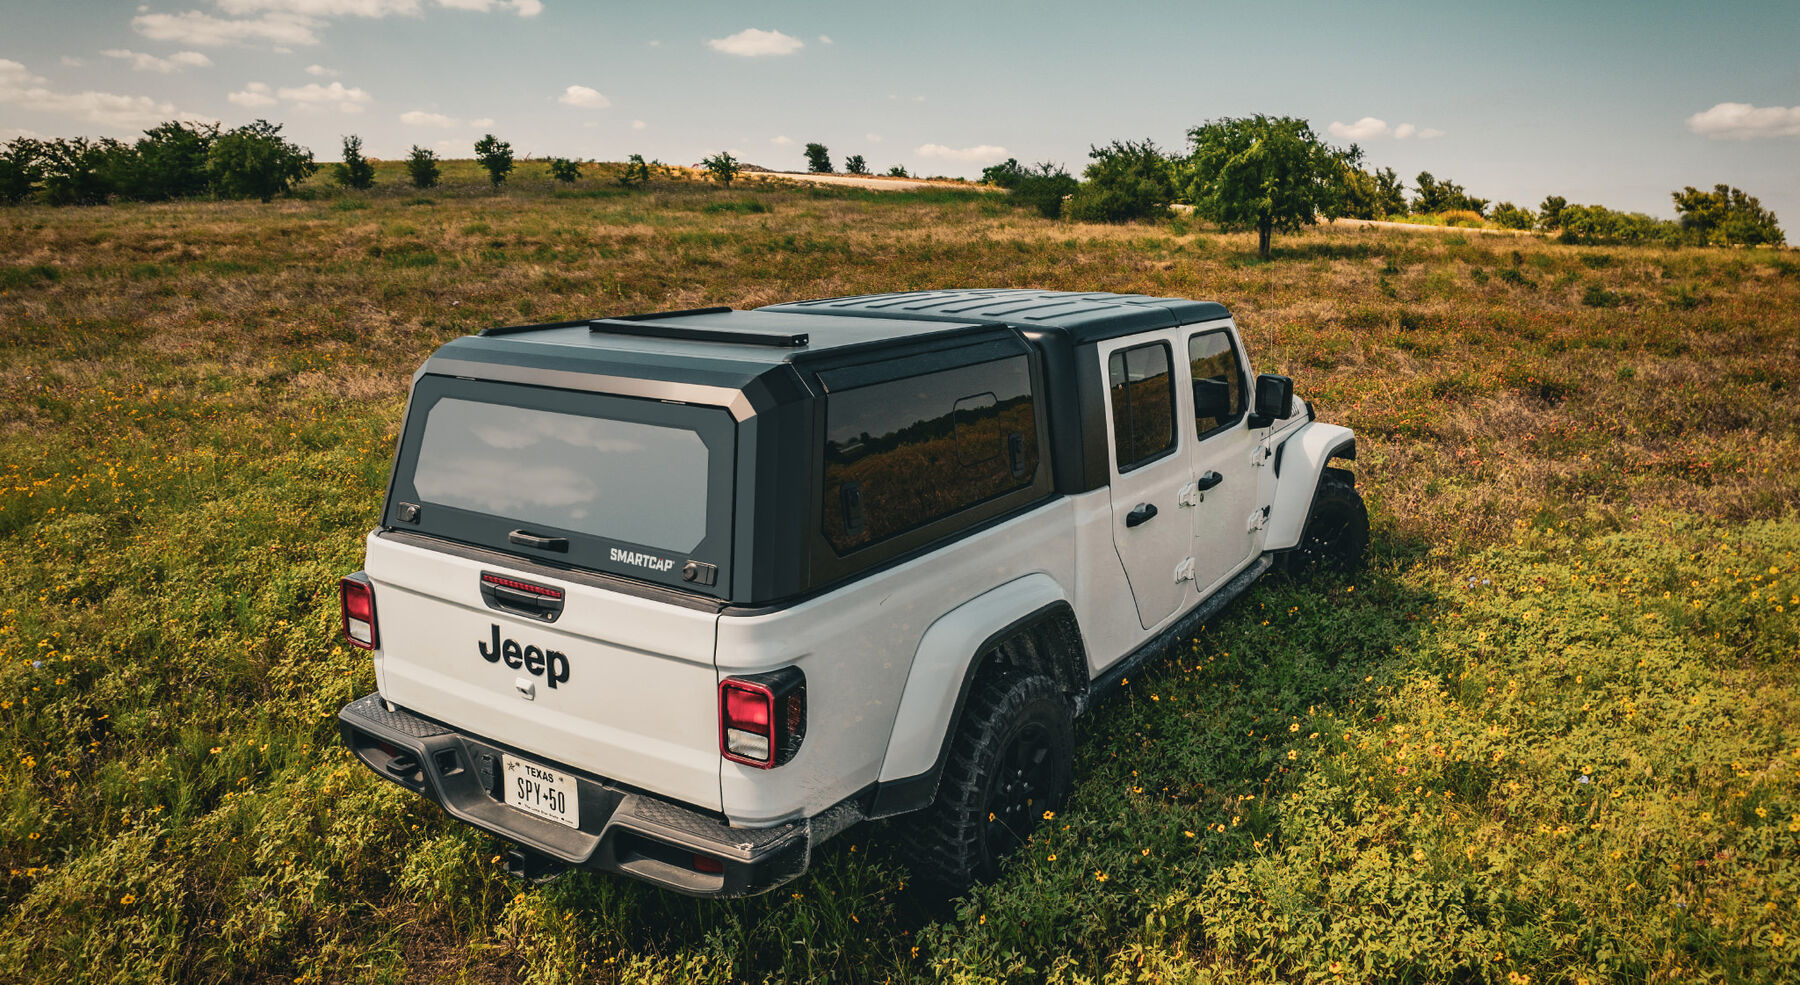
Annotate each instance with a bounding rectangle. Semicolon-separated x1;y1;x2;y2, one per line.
647;40;661;47
707;28;804;57
469;116;493;127
304;63;337;76
0;60;47;86
277;80;371;112
218;0;419;15
1328;116;1389;141
1416;128;1444;140
818;34;833;44
1686;101;1800;140
630;119;646;130
60;56;85;67
770;135;792;145
436;0;542;15
557;84;609;108
1393;123;1415;140
102;48;214;73
133;10;323;47
916;143;1007;162
864;132;882;143
400;109;457;127
0;65;196;130
227;81;277;106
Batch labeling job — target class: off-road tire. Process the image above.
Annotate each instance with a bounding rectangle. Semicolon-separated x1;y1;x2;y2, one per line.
903;672;1073;894
1288;467;1369;574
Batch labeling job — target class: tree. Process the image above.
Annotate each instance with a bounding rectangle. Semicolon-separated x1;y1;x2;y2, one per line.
473;133;514;188
981;158;1026;188
885;164;909;178
1537;195;1567;230
844;154;868;175
548;157;582;183
701;151;740;187
405;145;440;189
332;134;375;190
618;153;652;187
1179;116;1347;258
1011;161;1078;219
208;120;317;201
1488;202;1536;230
1065;139;1176;223
0;137;46;204
126;121;217;201
1412;171;1487;216
804;142;832;173
39;137;131;205
1672;184;1785;246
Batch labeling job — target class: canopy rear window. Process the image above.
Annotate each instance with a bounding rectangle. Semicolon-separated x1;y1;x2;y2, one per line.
387;376;734;595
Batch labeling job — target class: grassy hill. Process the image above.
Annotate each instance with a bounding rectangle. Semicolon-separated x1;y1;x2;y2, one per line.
1;166;1796;983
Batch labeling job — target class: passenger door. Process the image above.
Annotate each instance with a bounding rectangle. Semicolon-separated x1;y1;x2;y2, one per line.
1099;332;1195;630
1184;327;1260;596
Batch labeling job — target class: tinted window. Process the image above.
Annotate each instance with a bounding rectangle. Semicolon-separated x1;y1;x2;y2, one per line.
411;397;709;553
1108;342;1175;470
1188;331;1245;437
823;356;1039;553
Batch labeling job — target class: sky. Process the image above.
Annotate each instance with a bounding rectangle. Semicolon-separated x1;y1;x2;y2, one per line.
1;0;1796;224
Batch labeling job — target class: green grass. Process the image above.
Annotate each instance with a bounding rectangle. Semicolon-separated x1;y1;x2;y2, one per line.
0;168;1796;983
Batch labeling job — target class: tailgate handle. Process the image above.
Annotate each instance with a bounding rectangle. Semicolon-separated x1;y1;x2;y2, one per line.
508;529;569;553
480;572;565;622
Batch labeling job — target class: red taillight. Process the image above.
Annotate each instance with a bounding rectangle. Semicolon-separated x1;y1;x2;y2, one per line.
340;573;378;650
692;854;724;874
719;670;805;769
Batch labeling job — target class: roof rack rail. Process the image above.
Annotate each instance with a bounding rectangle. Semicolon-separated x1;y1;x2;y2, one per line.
590;307;808;348
476;318;596;338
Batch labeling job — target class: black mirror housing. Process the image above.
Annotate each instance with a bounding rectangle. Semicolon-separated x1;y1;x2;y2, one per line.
1248;374;1293;428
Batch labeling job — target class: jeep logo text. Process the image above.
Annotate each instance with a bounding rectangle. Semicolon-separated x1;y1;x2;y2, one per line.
479;624;570;689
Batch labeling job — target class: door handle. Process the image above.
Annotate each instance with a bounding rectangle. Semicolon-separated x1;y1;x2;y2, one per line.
508;529;569;553
1196;471;1224;491
1125;503;1158;528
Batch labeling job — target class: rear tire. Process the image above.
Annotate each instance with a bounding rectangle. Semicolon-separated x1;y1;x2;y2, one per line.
1287;467;1369;574
903;672;1073;894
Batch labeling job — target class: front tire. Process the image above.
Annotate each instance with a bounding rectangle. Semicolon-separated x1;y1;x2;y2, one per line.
1287;467;1369;574
904;672;1074;894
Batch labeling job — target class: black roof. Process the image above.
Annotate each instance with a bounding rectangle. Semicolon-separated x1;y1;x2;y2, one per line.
433;290;1232;389
763;289;1230;342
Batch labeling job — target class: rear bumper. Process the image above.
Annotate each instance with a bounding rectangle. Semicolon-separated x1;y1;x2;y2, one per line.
338;692;856;897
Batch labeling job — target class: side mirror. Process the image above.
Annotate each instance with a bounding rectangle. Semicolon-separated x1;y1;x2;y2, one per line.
1248;374;1293;428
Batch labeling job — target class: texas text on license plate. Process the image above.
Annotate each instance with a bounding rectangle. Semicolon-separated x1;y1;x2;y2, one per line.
502;753;580;829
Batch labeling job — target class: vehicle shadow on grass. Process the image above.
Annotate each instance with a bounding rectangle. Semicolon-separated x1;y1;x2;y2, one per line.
535;546;1439;983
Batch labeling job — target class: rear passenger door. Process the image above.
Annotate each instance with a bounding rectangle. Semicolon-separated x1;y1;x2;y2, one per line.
1184;326;1259;595
1099;332;1194;630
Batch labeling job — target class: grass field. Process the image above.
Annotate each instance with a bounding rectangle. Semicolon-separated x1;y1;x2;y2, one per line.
1;161;1797;983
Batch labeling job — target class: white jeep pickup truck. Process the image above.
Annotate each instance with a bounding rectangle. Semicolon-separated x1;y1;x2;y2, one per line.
337;289;1365;896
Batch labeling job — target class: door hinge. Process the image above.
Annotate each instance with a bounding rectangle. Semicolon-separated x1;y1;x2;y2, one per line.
1245;505;1269;533
1177;482;1199;508
1249;442;1274;468
1174;557;1195;583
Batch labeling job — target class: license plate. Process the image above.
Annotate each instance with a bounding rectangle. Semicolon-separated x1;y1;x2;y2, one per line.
502;754;580;829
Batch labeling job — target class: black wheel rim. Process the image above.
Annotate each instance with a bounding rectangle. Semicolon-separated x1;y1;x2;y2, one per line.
1303;509;1354;567
984;722;1053;857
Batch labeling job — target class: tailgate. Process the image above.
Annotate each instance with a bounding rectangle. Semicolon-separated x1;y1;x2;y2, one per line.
365;532;723;813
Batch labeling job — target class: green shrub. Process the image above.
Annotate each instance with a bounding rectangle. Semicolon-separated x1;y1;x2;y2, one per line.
617;153;652;187
122;121;217;201
331;135;375;190
844;154;868;175
1066;139;1176;223
1007;161;1078;219
404;146;439;190
207;120;316;202
1583;283;1624;307
1489;201;1536;229
804;142;831;173
473;133;514;188
547;157;581;183
700;151;739;187
885;164;909;178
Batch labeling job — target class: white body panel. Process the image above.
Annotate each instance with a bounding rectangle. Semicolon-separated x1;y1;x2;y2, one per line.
715;501;1077;826
1263;420;1356;551
364;533;725;812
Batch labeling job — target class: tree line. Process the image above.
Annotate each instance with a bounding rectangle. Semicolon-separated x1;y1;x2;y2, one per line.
4;115;1784;254
974;116;1785;255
